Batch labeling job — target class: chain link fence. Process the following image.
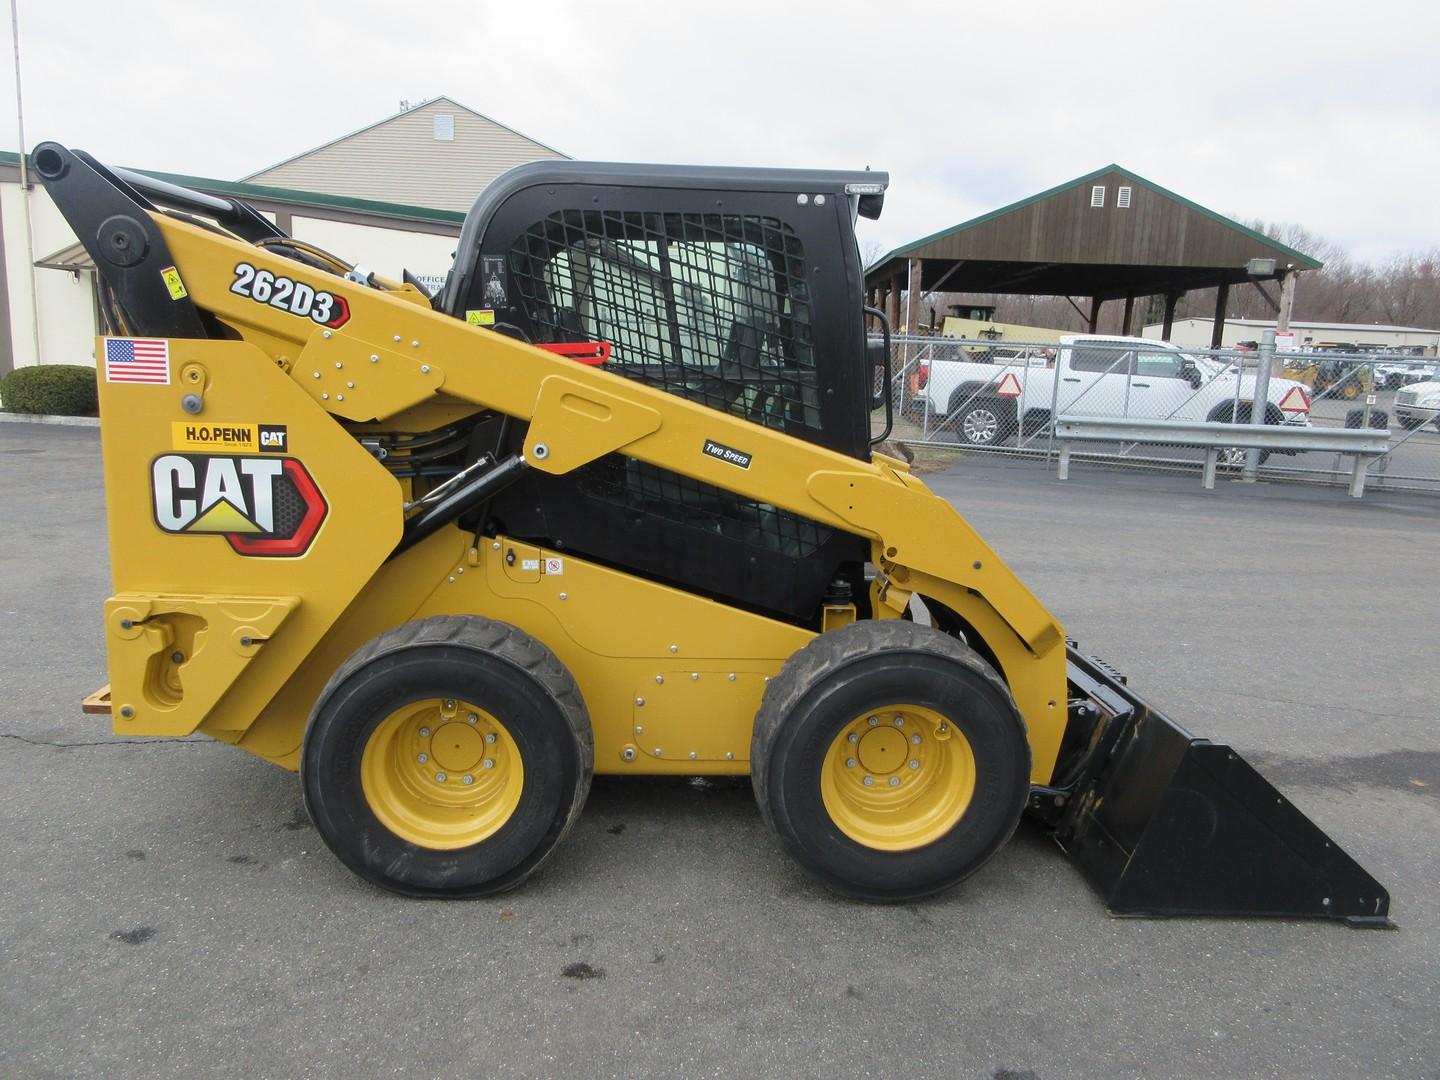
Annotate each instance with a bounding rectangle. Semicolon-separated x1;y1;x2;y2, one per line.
873;335;1440;493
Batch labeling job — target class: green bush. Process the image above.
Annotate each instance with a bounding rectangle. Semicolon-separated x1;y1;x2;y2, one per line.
0;364;100;416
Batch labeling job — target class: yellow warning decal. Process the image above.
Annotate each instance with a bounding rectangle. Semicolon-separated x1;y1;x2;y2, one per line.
466;309;496;326
161;266;188;300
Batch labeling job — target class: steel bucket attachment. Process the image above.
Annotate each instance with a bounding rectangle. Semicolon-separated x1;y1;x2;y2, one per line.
1033;650;1392;927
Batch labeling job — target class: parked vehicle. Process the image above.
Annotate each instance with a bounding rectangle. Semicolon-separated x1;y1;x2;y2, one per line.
1394;379;1440;430
921;335;1312;447
1374;358;1440;391
1283;355;1371;400
982;347;1053;367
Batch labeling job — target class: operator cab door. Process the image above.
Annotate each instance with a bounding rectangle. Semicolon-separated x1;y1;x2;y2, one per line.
445;172;871;456
436;165;876;625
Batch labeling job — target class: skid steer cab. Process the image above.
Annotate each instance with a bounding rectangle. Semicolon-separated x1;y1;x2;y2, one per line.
39;142;1389;924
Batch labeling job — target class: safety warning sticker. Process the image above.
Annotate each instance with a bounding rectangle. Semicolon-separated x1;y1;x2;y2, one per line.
480;256;507;306
160;265;188;300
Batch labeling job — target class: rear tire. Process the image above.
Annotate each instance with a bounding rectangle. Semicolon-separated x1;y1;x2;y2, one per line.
1399;415;1426;431
1020;408;1053;441
302;615;593;897
751;621;1030;902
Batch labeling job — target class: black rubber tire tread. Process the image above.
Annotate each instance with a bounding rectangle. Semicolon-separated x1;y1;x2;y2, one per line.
751;620;1030;902
301;615;593;898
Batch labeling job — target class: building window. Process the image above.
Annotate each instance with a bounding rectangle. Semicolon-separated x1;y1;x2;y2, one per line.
1118;186;1132;208
1091;185;1105;208
433;113;455;141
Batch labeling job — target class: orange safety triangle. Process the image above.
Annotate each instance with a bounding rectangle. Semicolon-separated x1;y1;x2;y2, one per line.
1278;385;1311;412
996;372;1023;398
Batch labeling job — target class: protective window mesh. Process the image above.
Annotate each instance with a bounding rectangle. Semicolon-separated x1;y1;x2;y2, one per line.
506;209;832;560
509;210;819;432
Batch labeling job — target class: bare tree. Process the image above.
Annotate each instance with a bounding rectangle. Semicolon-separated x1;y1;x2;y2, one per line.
858;240;887;273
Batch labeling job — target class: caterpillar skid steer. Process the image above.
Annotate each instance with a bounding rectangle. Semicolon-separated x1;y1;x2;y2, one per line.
37;142;1389;922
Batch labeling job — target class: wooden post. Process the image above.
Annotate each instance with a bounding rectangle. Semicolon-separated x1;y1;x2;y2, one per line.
1210;281;1230;349
905;258;922;336
1276;270;1297;335
1162;293;1180;340
1272;270;1298;376
888;270;903;331
1121;294;1135;337
1088;297;1103;334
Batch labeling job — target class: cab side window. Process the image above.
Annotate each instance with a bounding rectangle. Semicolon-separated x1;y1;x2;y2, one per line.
1134;351;1184;379
513;211;820;433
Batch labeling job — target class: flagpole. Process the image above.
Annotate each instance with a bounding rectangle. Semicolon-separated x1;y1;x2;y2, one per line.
10;0;41;369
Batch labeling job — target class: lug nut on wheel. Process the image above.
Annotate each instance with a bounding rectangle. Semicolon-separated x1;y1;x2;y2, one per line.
483;759;494;769
435;772;447;783
462;774;474;785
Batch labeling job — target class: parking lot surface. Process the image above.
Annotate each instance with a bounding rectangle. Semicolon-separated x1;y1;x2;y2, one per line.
2;423;1437;1079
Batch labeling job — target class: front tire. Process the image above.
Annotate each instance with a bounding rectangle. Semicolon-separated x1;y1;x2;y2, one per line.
1209;402;1270;468
751;621;1030;901
302;616;593;897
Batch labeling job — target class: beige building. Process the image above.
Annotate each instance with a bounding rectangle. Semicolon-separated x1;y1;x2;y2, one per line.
1;98;568;377
244;97;569;213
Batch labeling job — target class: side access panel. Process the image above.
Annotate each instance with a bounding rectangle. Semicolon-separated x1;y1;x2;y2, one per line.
95;338;402;737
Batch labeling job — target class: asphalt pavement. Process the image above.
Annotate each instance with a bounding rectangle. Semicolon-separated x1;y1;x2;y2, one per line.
2;423;1437;1079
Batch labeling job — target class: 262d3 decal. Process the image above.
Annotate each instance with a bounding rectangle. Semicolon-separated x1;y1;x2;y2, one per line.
151;453;327;557
230;262;350;328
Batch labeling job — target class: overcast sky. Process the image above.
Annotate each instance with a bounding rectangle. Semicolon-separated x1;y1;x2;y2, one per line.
5;0;1436;263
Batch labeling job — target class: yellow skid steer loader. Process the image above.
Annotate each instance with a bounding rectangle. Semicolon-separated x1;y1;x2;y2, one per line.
36;143;1388;923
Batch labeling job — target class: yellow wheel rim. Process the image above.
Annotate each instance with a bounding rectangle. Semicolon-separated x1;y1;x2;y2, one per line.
820;705;976;851
360;697;523;850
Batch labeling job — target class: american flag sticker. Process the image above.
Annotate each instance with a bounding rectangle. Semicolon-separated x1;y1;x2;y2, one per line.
104;337;170;384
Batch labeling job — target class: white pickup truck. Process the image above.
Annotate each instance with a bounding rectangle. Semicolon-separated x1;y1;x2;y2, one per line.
921;334;1313;446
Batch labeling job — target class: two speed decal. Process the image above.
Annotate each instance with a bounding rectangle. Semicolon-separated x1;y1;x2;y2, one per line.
230;262;350;328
